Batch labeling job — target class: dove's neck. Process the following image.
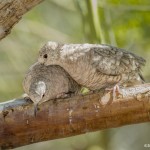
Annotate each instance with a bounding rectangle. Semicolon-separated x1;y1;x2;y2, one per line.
57;58;98;89
57;61;76;76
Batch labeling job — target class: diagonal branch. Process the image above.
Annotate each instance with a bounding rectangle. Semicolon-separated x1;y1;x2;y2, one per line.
0;83;150;149
0;0;44;40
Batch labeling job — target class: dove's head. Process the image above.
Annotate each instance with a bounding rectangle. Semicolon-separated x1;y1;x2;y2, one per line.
29;80;47;105
38;41;61;66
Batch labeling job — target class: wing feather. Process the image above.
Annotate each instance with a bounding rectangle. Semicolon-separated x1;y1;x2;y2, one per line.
91;44;146;75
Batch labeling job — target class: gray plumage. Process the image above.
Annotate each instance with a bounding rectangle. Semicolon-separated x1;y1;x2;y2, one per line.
38;41;146;90
23;62;81;105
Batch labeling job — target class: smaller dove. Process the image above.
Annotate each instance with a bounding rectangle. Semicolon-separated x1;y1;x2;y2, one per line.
23;62;81;115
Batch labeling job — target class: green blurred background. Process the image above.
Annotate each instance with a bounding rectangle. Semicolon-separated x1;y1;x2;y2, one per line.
0;0;150;149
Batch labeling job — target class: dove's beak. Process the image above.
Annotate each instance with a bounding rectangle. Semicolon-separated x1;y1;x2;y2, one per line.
38;57;45;64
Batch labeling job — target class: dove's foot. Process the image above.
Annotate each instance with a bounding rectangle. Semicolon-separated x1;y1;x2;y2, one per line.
56;91;74;99
106;84;122;100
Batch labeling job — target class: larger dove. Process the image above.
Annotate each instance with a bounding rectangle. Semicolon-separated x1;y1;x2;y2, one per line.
38;42;145;91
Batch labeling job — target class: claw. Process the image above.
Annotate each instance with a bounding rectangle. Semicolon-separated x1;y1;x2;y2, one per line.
113;84;121;100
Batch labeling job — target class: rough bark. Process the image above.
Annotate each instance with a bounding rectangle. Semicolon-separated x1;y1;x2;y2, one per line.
0;83;150;149
0;0;44;40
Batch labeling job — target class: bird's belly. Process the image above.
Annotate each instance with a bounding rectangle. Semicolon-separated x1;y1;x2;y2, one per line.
81;71;121;90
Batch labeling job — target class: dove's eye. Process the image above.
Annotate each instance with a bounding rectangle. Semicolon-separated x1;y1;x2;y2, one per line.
43;54;48;59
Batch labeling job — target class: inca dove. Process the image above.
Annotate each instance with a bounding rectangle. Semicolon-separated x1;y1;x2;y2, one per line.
38;42;146;91
23;62;81;114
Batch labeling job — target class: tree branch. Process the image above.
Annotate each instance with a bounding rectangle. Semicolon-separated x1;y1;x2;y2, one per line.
0;83;150;149
0;0;44;40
